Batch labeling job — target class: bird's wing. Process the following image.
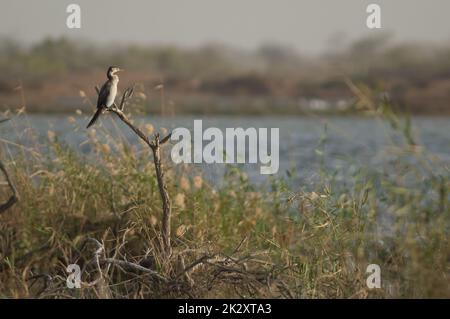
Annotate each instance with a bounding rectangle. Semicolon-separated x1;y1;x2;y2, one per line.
97;81;111;108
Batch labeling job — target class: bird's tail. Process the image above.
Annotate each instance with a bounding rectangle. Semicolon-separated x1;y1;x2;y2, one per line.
86;108;103;128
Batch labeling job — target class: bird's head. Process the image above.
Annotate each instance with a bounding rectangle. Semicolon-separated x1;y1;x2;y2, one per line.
107;66;123;77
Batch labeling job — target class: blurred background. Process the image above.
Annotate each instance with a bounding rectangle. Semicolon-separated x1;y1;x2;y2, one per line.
1;0;450;115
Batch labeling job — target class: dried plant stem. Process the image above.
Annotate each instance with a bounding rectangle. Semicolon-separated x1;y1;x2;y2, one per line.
0;156;19;214
94;86;172;257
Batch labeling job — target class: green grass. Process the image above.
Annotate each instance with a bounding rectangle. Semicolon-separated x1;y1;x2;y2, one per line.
0;87;449;298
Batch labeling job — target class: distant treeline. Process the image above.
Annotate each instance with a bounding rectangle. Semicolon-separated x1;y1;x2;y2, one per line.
1;34;450;114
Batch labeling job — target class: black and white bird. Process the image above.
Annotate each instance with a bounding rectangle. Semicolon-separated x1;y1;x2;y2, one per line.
86;66;123;128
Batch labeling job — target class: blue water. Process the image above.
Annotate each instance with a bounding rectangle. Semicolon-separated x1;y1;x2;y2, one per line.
1;114;449;188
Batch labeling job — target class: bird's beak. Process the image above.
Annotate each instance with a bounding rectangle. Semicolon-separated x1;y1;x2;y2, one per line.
118;68;124;72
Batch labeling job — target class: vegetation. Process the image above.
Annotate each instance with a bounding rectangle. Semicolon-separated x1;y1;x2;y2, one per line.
0;84;448;298
2;35;450;114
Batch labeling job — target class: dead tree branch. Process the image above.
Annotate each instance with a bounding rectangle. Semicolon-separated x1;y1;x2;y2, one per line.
101;258;169;283
0;130;19;214
93;86;173;257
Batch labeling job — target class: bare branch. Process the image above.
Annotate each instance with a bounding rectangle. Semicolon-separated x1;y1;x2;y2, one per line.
92;85;173;257
101;258;168;283
160;132;173;145
119;87;134;111
0;159;19;214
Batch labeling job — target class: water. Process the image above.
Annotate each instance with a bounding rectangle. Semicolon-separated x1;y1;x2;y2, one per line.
1;114;449;188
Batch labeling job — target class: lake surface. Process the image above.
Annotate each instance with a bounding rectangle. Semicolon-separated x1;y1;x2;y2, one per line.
1;114;449;188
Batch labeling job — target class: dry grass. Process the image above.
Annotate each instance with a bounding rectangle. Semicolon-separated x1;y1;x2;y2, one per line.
0;85;449;298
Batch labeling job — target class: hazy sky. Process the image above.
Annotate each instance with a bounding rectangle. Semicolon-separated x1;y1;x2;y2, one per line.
2;0;450;53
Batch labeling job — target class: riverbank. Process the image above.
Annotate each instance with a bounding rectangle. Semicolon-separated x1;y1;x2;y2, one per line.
0;104;448;298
